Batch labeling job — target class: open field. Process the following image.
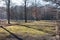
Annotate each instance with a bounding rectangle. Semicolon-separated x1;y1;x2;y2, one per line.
0;20;57;40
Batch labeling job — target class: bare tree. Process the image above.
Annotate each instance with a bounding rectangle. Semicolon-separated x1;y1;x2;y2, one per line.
24;0;27;22
23;0;30;22
33;0;39;21
7;0;10;24
2;0;10;24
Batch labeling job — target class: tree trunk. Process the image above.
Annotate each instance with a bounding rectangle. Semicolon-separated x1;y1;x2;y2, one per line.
24;0;27;23
7;0;10;24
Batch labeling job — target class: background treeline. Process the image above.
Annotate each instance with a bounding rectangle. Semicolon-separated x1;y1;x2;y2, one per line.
0;0;60;21
10;5;60;20
0;5;60;20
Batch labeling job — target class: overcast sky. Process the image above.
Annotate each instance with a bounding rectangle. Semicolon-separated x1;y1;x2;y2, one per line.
0;0;54;7
0;0;24;7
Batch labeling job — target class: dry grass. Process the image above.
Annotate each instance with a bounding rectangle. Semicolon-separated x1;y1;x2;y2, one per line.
0;20;56;40
0;25;46;40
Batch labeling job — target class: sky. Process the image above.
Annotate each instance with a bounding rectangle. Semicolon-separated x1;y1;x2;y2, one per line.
0;0;24;7
0;0;55;7
11;0;23;5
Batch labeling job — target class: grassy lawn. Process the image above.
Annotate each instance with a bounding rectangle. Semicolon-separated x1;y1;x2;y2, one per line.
6;25;45;35
21;21;56;34
0;20;56;40
0;25;46;40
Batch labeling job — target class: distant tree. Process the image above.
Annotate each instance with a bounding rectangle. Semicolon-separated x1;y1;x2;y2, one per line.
44;0;60;6
32;0;39;21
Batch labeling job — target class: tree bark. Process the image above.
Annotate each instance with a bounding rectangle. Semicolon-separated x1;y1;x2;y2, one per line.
24;0;27;23
7;0;10;24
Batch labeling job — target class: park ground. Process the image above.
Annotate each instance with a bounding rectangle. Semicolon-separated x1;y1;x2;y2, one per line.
0;20;57;40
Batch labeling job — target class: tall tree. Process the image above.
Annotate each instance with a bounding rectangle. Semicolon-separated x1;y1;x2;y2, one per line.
7;0;10;24
3;0;10;24
24;0;27;23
